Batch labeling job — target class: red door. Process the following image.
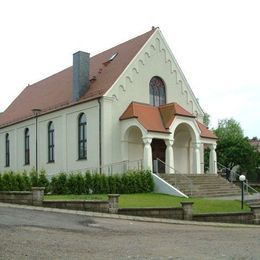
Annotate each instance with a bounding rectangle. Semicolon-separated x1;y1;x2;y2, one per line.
151;139;166;173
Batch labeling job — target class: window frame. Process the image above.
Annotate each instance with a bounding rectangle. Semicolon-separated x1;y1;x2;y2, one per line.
5;133;10;167
78;113;87;160
149;76;166;107
24;128;30;165
48;121;55;163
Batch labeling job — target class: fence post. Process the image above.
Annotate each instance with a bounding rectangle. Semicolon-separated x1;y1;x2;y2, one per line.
181;202;193;220
108;194;120;214
250;205;260;224
32;187;45;206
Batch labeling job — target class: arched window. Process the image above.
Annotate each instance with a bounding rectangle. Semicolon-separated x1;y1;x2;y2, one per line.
78;113;87;159
149;76;166;106
48;122;55;163
24;128;30;165
5;133;10;167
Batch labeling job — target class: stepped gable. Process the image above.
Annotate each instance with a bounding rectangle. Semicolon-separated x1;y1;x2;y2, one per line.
0;29;156;128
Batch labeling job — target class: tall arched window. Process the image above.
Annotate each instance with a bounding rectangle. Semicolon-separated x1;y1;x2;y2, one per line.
78;113;87;159
149;76;166;107
24;128;30;165
5;133;10;167
48;122;55;163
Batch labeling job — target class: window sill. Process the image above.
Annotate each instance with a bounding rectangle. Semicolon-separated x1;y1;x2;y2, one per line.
77;157;87;161
47;161;55;164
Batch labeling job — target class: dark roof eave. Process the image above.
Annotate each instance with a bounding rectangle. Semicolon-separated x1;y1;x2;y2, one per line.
200;135;218;140
147;129;171;134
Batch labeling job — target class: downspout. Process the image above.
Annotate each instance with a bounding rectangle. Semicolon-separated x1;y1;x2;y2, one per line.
98;98;102;173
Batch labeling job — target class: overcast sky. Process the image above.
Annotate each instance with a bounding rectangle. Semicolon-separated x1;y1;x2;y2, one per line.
0;0;259;138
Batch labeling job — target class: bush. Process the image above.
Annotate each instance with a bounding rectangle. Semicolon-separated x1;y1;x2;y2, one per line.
38;169;50;193
29;168;38;187
50;172;68;194
84;171;92;194
0;169;154;195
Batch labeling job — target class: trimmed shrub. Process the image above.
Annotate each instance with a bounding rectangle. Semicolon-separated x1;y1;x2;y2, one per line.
0;169;154;195
50;172;68;194
29;168;38;187
84;171;92;194
38;169;50;193
22;171;31;190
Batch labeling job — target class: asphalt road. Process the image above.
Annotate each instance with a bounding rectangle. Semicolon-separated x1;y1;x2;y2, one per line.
0;206;260;260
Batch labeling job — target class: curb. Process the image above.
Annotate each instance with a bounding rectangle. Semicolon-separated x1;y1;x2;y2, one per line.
0;202;259;228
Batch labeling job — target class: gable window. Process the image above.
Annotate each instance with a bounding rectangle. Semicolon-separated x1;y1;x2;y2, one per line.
149;76;166;107
24;128;30;165
48;122;55;163
78;113;87;159
5;133;10;167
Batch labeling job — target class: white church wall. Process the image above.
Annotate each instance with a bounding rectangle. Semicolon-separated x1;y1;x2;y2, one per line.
0;100;100;175
105;29;204;165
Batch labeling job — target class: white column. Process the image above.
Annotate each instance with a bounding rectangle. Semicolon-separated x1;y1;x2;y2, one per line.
209;144;217;174
142;137;153;171
165;139;174;174
194;142;202;174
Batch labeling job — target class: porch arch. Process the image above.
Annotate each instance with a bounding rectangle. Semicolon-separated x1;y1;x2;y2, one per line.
172;122;201;174
121;125;144;163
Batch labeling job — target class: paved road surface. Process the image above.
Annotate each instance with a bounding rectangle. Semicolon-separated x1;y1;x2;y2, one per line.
0;206;260;259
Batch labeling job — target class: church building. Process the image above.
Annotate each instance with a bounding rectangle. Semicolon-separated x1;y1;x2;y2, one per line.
0;27;217;177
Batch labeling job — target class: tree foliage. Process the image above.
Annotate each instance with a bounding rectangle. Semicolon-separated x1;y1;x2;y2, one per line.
214;118;260;180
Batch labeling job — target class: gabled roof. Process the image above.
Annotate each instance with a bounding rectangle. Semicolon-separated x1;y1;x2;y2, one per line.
0;29;156;127
120;101;217;139
159;102;195;129
196;121;217;139
120;102;169;133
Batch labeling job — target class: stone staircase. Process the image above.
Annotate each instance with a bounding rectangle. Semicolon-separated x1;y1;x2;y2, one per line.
158;173;242;197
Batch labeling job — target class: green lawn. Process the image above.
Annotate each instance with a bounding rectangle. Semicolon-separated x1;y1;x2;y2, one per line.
44;193;250;214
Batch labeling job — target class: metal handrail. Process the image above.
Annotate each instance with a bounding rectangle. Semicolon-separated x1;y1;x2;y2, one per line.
81;159;143;175
155;158;193;196
217;162;259;194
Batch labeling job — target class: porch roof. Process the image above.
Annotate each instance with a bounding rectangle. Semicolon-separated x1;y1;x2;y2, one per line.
120;102;217;139
119;102;169;133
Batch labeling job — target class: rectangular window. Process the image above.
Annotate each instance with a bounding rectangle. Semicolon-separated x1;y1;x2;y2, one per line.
5;134;10;167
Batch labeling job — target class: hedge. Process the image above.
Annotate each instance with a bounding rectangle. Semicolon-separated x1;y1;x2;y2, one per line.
0;169;154;195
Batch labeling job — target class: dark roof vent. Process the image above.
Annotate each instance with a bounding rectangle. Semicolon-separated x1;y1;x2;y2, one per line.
108;52;118;62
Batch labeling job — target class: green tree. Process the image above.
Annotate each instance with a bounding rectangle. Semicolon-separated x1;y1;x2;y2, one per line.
203;112;211;127
214;118;260;180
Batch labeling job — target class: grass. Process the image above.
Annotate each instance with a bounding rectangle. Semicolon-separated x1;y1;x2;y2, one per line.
44;193;250;214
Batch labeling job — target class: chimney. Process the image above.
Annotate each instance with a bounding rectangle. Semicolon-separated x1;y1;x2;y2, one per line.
72;51;90;102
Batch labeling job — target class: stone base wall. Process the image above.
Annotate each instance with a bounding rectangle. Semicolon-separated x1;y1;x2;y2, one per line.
193;212;254;224
0;191;33;205
118;207;184;219
43;200;109;213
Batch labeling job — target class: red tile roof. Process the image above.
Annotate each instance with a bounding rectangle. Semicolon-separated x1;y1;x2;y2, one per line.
159;102;195;129
120;102;169;133
0;29;155;127
197;121;217;139
120;102;217;139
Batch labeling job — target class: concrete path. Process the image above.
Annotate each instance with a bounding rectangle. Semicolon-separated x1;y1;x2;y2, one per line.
0;203;260;259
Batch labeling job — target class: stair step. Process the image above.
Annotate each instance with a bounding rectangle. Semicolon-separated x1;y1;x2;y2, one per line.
158;173;242;198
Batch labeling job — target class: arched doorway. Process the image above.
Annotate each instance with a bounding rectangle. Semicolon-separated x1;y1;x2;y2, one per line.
151;139;166;173
123;126;143;162
173;123;196;174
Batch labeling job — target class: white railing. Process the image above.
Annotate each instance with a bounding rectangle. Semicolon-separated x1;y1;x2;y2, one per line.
217;162;259;194
155;158;193;196
80;159;143;175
